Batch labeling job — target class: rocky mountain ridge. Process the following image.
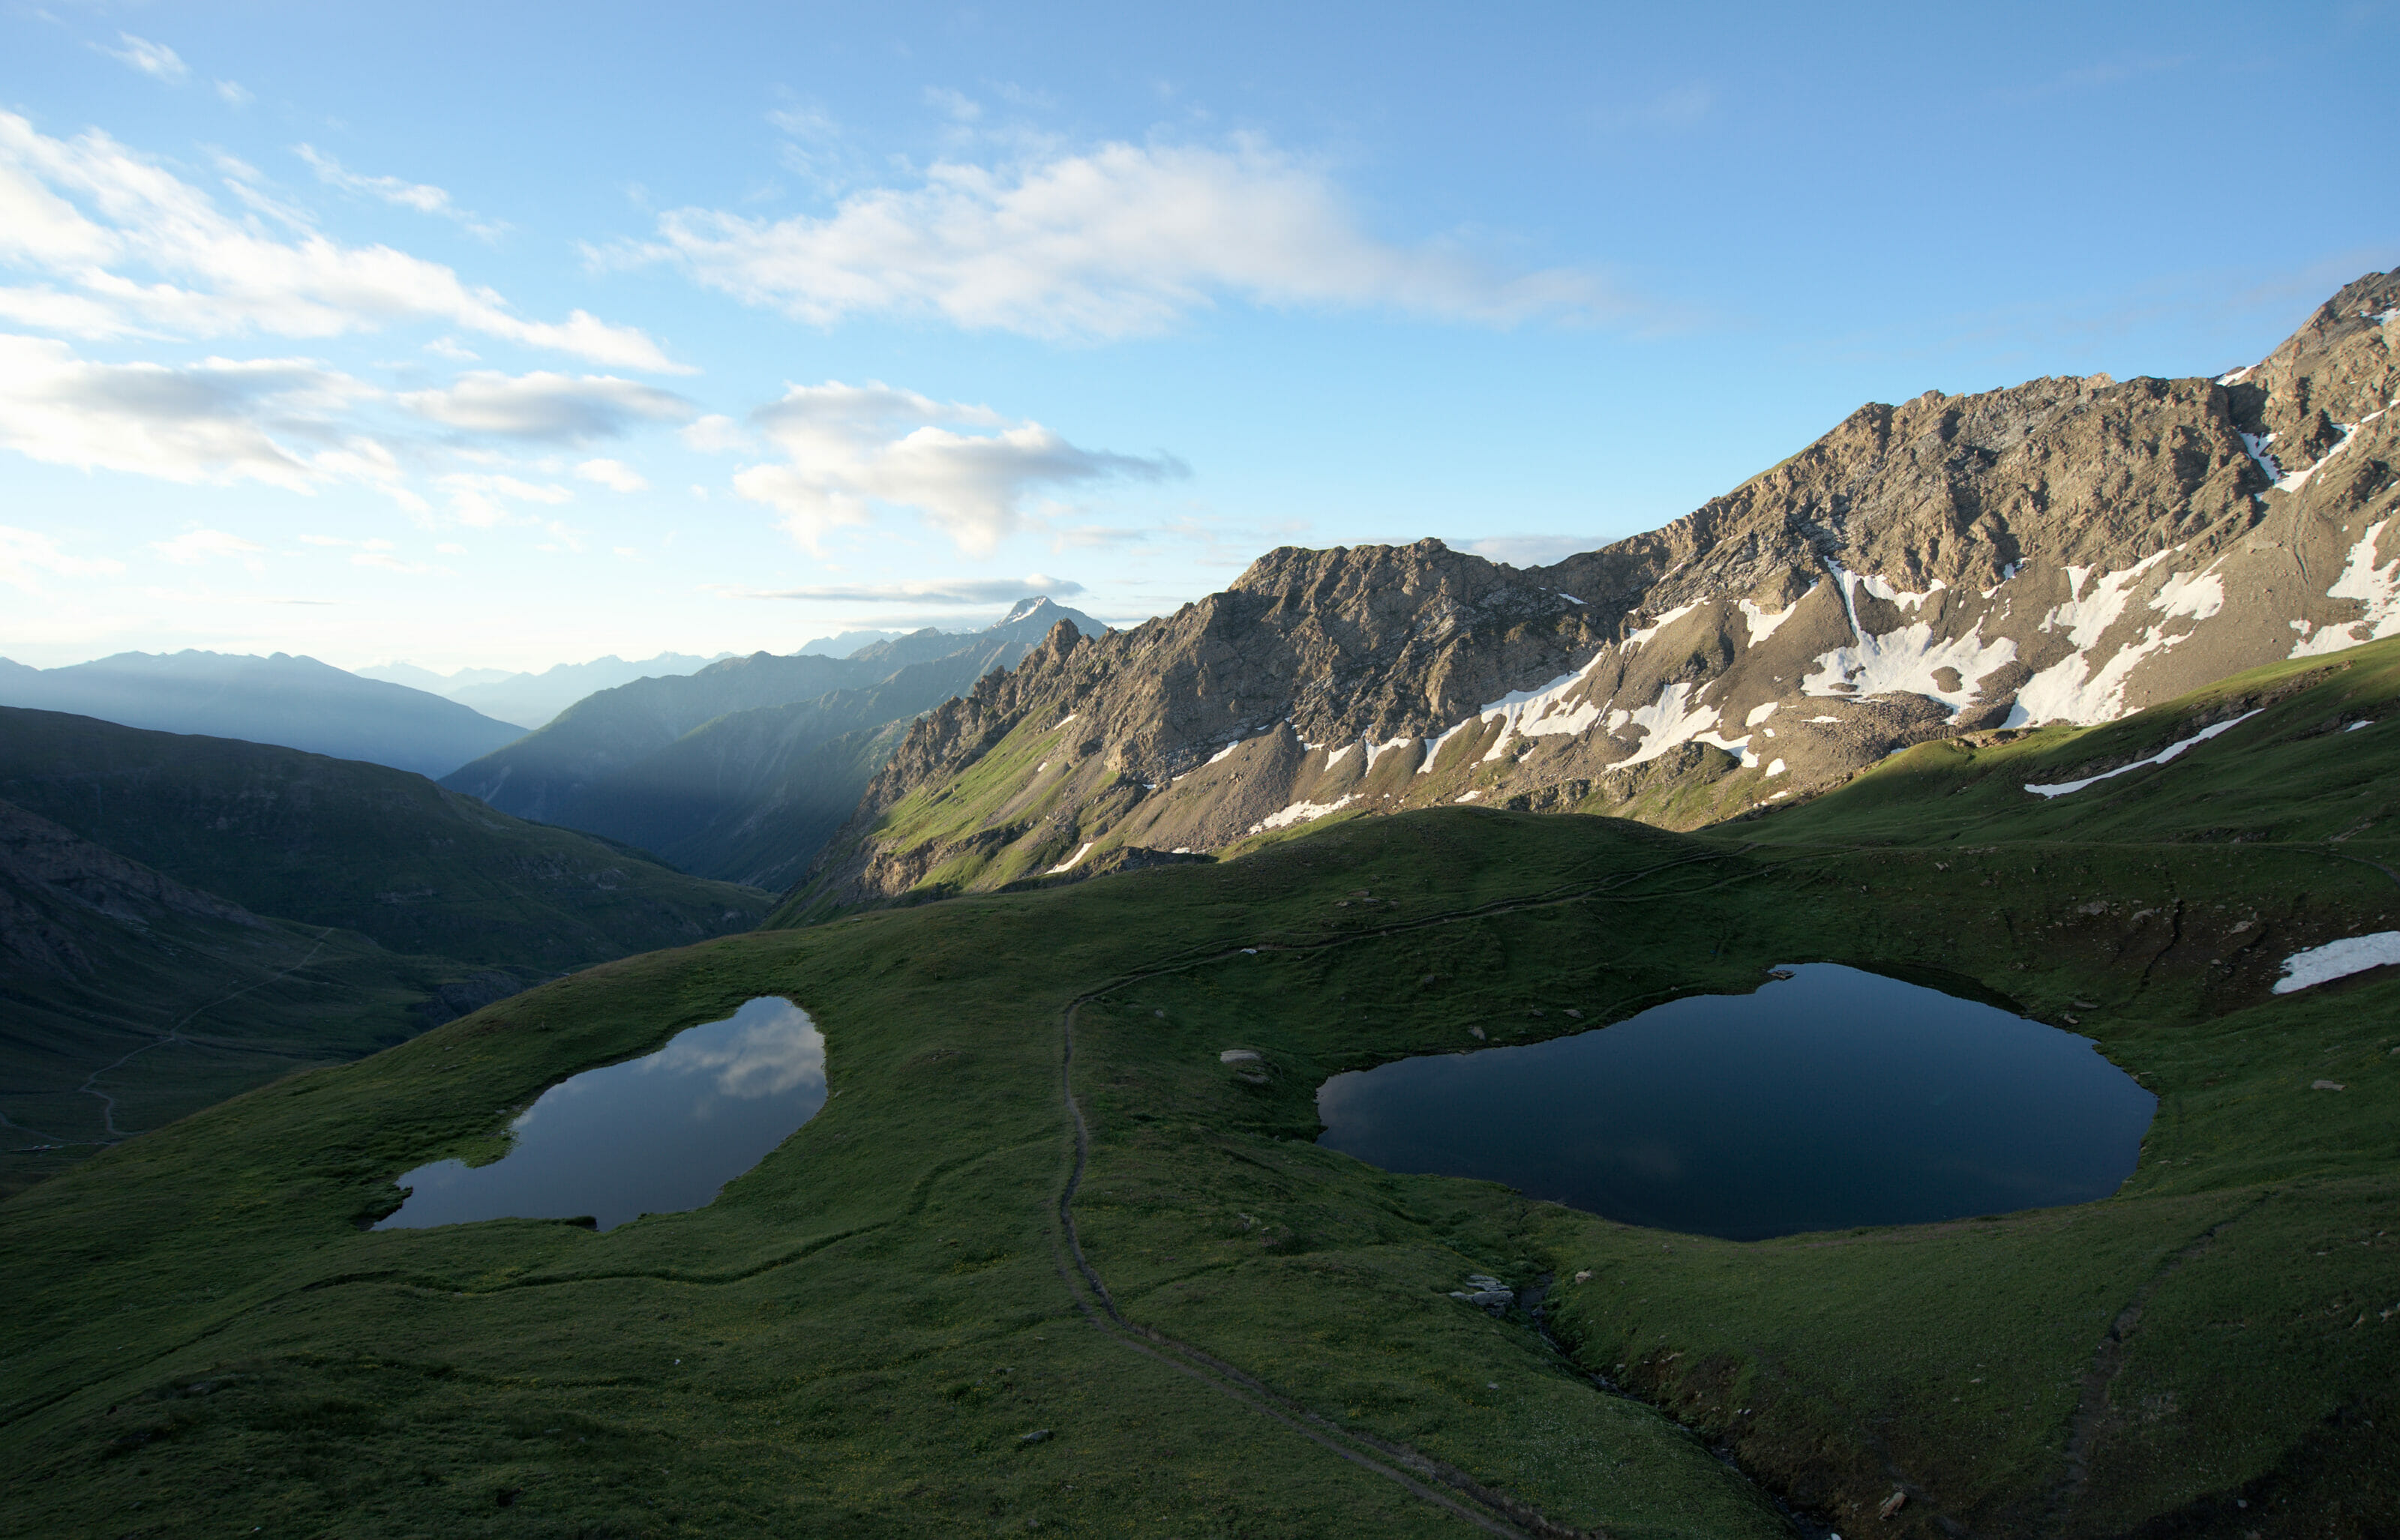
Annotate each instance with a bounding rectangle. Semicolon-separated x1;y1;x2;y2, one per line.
440;598;1102;882
794;270;2400;914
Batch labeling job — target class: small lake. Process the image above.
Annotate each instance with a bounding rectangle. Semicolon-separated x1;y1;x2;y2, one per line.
1316;963;2155;1240
376;996;825;1233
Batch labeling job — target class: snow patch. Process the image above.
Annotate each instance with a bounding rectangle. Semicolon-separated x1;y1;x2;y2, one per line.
1055;713;1077;727
1557;592;1584;604
2290;519;2400;658
1321;742;1358;769
1739;592;1808;645
1851;572;1946;610
2276;411;2381;494
2012;552;2213;726
1474;655;1610;761
1805;715;1841;724
1046;841;1096;874
2023;710;2262;798
1765;758;1787;777
1365;735;1414;769
1744;700;1780;727
1251;794;1358;833
1609;680;1757;769
1622;602;1702;650
1206;740;1243;765
2348;720;2375;731
2272;932;2400;994
1800;618;2017;714
1455;788;1483;802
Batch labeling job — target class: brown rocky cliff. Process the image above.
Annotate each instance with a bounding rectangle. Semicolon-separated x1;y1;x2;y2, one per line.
800;269;2400;913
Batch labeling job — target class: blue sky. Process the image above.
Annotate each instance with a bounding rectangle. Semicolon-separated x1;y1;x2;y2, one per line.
2;0;2393;673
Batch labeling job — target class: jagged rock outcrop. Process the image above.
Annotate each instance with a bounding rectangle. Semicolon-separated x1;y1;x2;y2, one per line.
792;271;2400;915
0;798;264;979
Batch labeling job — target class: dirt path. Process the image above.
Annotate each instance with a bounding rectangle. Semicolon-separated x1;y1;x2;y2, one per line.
1045;847;1780;1539
77;927;336;1140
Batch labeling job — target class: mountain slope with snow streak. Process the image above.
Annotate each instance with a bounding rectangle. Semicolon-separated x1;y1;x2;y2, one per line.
792;269;2400;914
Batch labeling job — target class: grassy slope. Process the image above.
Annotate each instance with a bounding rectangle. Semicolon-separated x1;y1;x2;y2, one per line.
0;708;772;972
0;901;439;1204
4;646;2397;1536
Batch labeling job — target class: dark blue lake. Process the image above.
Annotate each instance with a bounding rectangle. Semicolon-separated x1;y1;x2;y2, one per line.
1315;963;2155;1240
376;996;825;1233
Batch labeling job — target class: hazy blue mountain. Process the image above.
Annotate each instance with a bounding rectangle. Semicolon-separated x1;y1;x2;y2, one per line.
0;651;524;779
550;634;1067;888
795;629;905;658
442;652;733;729
440;598;1102;881
352;661;515;694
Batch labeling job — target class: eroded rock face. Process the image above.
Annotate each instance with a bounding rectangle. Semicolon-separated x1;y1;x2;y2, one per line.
800;271;2400;911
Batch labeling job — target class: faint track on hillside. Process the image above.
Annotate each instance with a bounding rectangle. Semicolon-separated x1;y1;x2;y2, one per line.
1046;846;1778;1539
77;927;336;1140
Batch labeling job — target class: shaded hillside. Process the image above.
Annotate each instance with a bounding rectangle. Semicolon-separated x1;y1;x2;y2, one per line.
6;661;2396;1533
544;629;1092;888
0;708;769;972
795;270;2400;914
442;598;1101;881
442;652;730;730
0;798;459;1201
0;650;524;778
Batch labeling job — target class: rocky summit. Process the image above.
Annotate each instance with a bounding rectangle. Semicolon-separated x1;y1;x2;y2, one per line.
794;272;2400;913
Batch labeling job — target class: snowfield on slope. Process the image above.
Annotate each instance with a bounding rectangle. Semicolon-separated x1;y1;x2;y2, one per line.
2273;932;2400;993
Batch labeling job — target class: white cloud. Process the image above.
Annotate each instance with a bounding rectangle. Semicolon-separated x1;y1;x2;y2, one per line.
1460;534;1601;567
295;145;506;239
401;370;695;442
628;136;1616;340
680;412;752;453
732;380;1181;554
104;34;189;83
434;472;573;529
217;81;254;108
0;112;680;370
574;457;647;492
0;526;125;590
730;574;1088;604
0;333;373;490
149;528;266;565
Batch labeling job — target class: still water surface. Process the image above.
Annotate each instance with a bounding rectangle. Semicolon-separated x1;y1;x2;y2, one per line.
376;996;825;1233
1316;963;2154;1240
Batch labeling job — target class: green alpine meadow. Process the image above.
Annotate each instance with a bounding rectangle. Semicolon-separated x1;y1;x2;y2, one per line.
5;640;2396;1536
4;15;2397;1531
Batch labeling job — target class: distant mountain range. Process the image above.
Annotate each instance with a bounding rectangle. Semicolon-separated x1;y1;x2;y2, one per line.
0;706;771;1196
793;268;2400;913
0;651;524;779
358;652;734;730
440;598;1104;888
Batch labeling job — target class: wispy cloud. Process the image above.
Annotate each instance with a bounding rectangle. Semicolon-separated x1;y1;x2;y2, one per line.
1459;533;1600;567
614;136;1624;340
400;370;694;442
1992;53;2192;104
0;525;126;590
433;472;573;529
574;457;647;492
0;334;381;493
723;574;1087;604
149;527;266;567
732;380;1184;554
295;145;507;239
0;112;680;370
100;33;188;83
